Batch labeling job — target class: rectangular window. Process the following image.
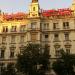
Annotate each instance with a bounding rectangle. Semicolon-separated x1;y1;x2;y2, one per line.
2;26;8;32
31;22;36;29
10;47;15;58
64;33;69;40
54;34;59;41
53;23;58;29
11;36;15;44
2;36;6;44
20;36;24;43
66;49;70;54
43;23;49;30
20;46;25;54
10;49;14;58
20;25;26;32
63;22;69;29
55;50;60;57
45;34;49;41
31;34;37;42
0;49;5;58
11;26;16;32
0;63;5;73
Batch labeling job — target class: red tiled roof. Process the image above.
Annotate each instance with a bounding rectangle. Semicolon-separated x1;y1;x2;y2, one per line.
3;8;73;20
3;12;27;20
41;8;72;17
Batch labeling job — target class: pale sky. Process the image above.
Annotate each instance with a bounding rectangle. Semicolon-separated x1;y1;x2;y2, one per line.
0;0;73;13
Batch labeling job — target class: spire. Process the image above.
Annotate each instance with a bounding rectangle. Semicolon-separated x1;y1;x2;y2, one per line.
32;0;38;3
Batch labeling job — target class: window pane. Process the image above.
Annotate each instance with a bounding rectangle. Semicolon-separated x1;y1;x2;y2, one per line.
11;36;15;43
64;33;69;40
11;26;16;32
0;50;5;58
2;26;8;32
31;34;37;42
20;36;24;43
20;25;26;32
2;36;6;44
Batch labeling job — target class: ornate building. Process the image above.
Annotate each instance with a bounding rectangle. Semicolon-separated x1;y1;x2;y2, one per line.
0;0;75;72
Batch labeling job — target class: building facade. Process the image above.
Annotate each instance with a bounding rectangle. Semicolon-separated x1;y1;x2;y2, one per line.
0;0;75;72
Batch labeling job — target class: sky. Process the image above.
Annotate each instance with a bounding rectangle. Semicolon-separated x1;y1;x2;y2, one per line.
0;0;73;13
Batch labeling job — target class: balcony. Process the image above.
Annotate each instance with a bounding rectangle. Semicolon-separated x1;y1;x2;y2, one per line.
27;40;41;44
28;28;40;31
54;43;61;49
41;40;50;46
20;30;27;33
41;28;50;32
53;38;60;42
63;27;69;29
1;42;7;45
64;40;71;48
53;27;60;30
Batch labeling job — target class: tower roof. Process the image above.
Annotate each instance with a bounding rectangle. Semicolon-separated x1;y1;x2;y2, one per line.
32;0;38;3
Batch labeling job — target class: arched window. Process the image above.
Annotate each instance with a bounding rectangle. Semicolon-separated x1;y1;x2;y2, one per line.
33;7;35;11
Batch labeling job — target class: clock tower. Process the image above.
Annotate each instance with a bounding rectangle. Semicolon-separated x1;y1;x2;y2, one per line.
29;0;40;18
71;0;75;13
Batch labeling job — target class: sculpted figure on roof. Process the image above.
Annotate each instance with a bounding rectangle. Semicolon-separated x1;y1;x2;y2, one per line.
32;0;38;3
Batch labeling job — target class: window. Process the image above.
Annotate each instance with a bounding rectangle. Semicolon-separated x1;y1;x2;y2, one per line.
55;50;60;57
10;47;15;58
2;36;6;44
20;25;26;32
20;46;25;54
20;36;24;43
45;35;49;41
10;49;15;58
63;22;69;29
31;34;37;42
2;26;8;32
11;26;16;32
45;35;48;38
64;33;69;40
11;36;15;43
43;23;49;30
0;49;5;58
33;7;35;11
0;63;5;73
66;49;70;54
53;23;58;29
31;22;36;29
54;34;59;41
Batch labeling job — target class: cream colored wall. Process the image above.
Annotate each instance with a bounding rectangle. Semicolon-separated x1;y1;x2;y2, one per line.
29;2;39;17
1;16;75;64
40;18;75;58
0;20;30;63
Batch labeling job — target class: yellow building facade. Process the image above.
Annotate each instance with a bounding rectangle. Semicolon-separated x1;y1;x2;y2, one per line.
0;0;75;71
